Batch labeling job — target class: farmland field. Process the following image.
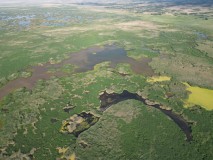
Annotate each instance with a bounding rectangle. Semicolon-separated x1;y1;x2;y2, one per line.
0;0;213;160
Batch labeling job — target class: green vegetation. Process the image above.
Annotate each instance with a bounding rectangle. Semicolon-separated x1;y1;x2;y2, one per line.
0;1;213;160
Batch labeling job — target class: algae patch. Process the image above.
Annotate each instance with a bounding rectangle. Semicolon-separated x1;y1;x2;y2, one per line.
147;76;171;83
69;153;76;160
184;83;213;110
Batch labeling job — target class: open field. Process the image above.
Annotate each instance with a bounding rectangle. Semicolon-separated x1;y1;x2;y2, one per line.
0;0;213;160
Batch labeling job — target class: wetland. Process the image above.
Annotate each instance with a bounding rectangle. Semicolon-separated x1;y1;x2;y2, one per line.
99;90;192;141
0;1;213;160
0;44;154;100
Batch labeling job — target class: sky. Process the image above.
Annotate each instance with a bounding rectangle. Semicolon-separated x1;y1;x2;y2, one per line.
0;0;211;5
0;0;120;4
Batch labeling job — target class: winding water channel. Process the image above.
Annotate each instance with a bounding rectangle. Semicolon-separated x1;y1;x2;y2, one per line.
99;90;192;141
0;44;192;141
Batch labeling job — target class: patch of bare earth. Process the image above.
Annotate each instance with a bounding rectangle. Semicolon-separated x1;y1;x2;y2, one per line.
78;6;131;15
115;20;159;31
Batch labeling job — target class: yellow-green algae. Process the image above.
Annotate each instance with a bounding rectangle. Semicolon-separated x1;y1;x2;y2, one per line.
184;83;213;110
69;153;76;160
147;76;171;83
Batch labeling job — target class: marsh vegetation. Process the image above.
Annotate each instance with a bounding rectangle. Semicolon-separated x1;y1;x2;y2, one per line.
0;0;213;160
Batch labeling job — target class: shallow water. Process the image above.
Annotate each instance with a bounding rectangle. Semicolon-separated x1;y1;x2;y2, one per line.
195;32;208;40
0;45;154;100
59;44;154;75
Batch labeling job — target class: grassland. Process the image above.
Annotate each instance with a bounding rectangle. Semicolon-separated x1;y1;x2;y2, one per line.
0;1;213;160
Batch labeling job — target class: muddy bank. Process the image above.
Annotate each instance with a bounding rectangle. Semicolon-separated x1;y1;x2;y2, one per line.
60;112;100;137
99;90;192;141
0;45;154;100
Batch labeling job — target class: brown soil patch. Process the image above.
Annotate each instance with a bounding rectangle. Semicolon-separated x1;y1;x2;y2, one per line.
115;21;159;31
